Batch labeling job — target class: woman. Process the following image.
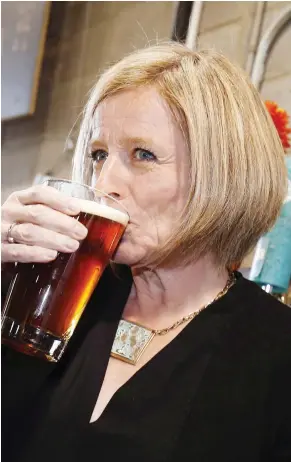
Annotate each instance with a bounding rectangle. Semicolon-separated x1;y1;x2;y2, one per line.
2;43;291;462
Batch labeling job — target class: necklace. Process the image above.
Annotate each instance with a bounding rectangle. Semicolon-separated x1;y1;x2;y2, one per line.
111;271;236;365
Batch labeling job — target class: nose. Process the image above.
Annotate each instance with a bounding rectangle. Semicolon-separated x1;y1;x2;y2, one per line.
93;155;127;200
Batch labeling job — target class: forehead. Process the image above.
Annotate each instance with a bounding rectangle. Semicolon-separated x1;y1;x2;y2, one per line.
90;87;181;143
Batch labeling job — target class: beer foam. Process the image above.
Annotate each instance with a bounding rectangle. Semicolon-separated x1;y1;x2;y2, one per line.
75;198;129;226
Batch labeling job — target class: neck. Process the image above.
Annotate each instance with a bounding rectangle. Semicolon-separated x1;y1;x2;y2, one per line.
123;256;229;330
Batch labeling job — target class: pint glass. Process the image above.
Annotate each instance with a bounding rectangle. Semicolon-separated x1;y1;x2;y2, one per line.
1;179;129;362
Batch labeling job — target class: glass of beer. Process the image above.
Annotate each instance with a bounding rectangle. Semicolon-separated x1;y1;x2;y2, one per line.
1;179;129;362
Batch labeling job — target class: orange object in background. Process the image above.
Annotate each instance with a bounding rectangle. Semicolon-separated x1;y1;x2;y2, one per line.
265;100;291;152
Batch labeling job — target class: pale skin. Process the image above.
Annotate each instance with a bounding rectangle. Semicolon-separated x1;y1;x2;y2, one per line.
1;86;228;423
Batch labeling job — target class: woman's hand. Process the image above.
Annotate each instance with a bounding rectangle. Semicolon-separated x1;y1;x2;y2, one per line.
1;185;88;263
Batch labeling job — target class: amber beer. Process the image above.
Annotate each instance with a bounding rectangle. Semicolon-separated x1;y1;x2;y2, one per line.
1;199;128;362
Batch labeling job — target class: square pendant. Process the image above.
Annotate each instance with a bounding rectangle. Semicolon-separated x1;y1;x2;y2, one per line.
111;319;155;365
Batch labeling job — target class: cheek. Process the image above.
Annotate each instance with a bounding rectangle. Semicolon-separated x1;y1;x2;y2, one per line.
134;177;185;218
130;175;185;240
116;172;188;264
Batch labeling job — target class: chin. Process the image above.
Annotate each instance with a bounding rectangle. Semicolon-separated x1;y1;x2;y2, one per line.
111;241;146;267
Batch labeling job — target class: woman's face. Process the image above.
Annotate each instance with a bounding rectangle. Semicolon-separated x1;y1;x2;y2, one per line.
89;86;189;267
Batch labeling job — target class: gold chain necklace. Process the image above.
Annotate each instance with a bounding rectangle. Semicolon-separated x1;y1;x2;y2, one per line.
111;272;236;365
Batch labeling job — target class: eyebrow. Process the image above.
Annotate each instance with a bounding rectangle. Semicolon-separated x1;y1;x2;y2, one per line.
89;133;163;152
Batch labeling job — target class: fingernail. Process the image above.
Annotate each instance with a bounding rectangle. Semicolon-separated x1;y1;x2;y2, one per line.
45;250;57;260
67;201;80;214
73;225;88;240
65;239;79;251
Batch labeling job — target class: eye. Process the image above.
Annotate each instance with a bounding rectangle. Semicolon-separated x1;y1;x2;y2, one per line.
134;148;157;162
90;149;108;164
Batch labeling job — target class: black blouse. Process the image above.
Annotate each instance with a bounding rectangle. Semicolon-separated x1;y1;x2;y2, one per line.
2;266;291;462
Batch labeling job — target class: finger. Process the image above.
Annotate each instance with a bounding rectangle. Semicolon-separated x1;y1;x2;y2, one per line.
1;243;58;263
2;223;80;253
4;204;88;240
1;222;14;242
13;185;82;215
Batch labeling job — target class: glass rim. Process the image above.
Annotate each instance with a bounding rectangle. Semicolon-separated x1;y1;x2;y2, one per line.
42;177;129;217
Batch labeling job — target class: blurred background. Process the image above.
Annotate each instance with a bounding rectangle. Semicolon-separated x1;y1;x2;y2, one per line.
1;1;291;296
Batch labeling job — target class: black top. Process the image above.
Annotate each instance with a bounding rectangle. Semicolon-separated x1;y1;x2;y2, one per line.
2;267;291;462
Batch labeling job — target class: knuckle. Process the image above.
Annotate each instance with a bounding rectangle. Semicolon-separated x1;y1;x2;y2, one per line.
29;186;42;202
17;223;35;242
9;246;20;261
26;204;45;222
7;191;18;202
6;187;34;204
2;192;17;209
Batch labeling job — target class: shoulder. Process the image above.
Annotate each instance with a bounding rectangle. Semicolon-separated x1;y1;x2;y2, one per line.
233;274;291;343
222;273;291;368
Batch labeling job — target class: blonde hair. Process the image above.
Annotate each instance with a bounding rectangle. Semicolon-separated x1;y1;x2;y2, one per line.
73;42;287;270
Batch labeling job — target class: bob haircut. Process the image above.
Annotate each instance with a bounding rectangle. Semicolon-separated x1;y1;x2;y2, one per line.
73;42;287;270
